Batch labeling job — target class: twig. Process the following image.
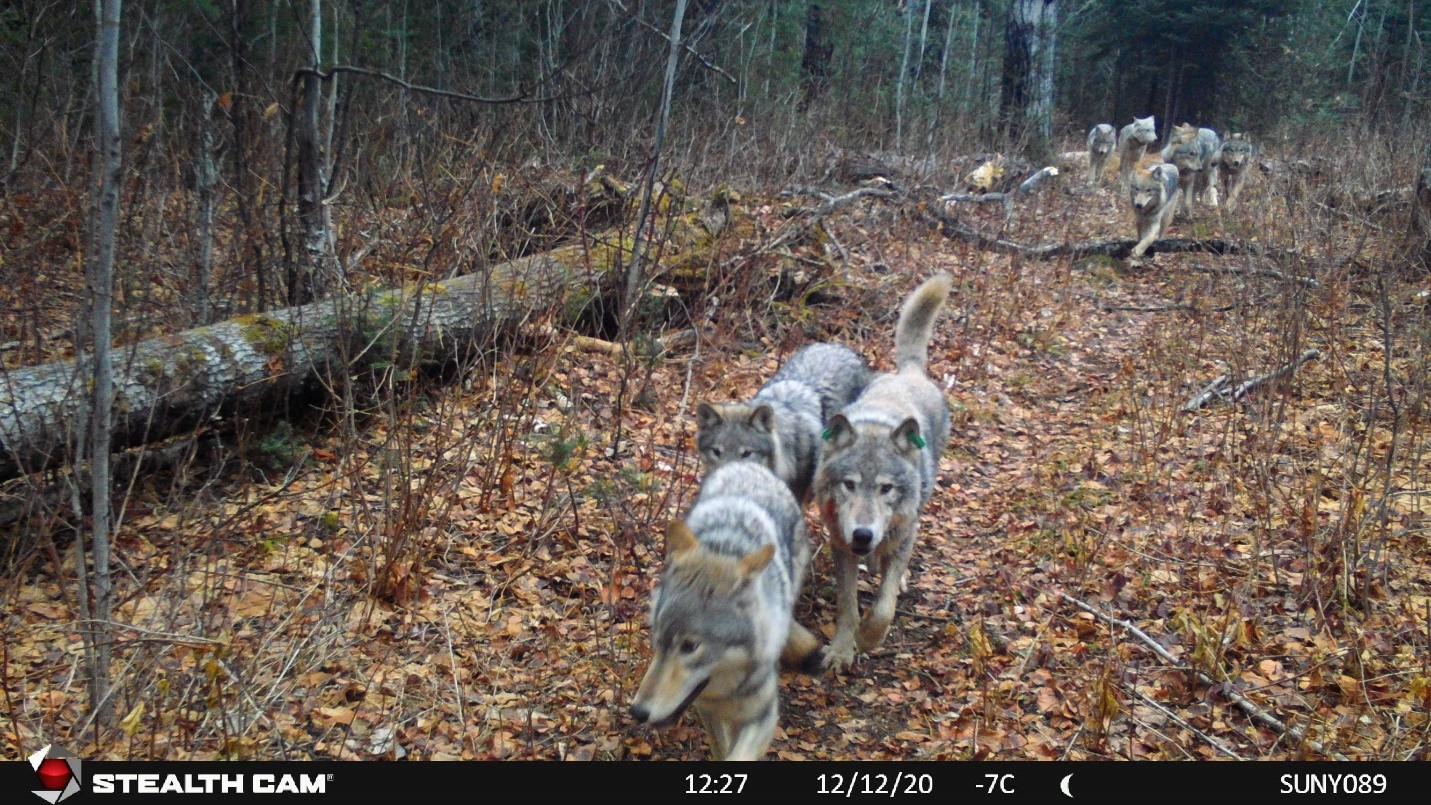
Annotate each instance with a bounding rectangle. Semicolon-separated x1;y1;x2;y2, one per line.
1059;592;1347;759
762;184;899;254
605;0;737;85
1122;682;1245;759
567;329;696;357
300;65;571;105
1182;349;1321;413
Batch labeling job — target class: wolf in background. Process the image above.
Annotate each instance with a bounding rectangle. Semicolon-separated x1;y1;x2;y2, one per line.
630;460;820;760
1116;116;1158;188
1129;160;1180;258
814;274;953;673
1216;132;1255;211
1086;123;1116;187
698;343;871;504
1161;124;1222;218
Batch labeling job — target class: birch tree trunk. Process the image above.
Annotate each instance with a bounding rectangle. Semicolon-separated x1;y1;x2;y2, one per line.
292;0;333;304
999;0;1058;155
86;0;122;728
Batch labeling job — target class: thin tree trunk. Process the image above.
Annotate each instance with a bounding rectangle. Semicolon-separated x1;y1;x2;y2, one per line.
194;92;218;326
895;0;915;148
293;0;332;304
963;1;981;125
87;0;122;729
915;0;932;81
620;0;688;337
930;0;959;151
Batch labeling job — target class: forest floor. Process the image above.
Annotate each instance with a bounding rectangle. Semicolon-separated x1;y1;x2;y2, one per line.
4;166;1431;761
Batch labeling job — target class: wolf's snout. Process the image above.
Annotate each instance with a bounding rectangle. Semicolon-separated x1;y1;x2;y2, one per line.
629;703;651;723
851;528;874;552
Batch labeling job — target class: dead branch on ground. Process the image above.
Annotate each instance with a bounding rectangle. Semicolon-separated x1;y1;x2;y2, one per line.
1182;349;1321;412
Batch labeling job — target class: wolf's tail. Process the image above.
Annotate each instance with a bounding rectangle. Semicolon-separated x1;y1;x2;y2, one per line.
893;273;953;371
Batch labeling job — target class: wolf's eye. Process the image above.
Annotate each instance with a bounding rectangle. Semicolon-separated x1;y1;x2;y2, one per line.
710;447;722;458
739;449;752;459
679;639;699;655
842;479;856;492
880;484;894;495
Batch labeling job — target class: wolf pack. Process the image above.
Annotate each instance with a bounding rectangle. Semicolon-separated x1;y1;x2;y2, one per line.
630;273;955;760
1087;116;1256;257
626;121;1253;760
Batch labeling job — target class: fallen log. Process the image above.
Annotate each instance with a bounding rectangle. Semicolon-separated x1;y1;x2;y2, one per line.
0;253;574;482
925;208;1308;269
0;191;743;483
929;208;1266;256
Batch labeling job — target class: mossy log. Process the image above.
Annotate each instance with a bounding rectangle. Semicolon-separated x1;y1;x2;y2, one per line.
0;189;742;482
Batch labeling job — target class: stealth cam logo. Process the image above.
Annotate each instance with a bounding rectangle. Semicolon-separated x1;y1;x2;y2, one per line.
28;744;82;803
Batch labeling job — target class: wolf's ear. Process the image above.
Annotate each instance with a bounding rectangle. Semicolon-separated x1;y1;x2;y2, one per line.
748;404;775;434
666;521;698;558
738;544;775;579
891;417;924;454
823;414;856;450
696;403;722;431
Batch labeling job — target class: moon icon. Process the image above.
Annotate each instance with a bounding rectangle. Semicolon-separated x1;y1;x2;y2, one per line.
1060;774;1074;798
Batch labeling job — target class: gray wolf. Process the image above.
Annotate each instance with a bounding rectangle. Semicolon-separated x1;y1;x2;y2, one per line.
814;274;953;673
1161;124;1222;218
1216;132;1255;211
698;343;871;504
630;460;820;760
1116;116;1158;187
1086;124;1116;187
1129;161;1180;258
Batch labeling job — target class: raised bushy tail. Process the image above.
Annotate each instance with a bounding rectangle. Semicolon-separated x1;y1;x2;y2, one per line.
893;273;953;371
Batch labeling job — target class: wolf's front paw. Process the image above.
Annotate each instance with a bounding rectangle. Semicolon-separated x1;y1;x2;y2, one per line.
822;641;856;673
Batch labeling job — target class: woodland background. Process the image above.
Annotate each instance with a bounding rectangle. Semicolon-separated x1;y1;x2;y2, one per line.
2;0;1430;761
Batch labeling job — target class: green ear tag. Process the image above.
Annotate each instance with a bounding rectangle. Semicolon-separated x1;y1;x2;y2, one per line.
908;432;926;449
821;427;834;441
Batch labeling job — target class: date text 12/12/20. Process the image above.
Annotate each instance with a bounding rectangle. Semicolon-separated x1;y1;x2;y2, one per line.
817;772;934;795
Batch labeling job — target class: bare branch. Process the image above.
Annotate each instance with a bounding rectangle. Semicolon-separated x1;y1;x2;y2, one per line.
299;65;574;105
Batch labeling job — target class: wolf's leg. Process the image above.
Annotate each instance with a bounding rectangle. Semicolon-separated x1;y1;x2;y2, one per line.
1207;164;1220;208
857;525;915;651
722;697;778;761
697;707;732;761
1227;171;1245;211
1132;214;1158;257
873;551;908;593
1159;199;1179;243
822;542;861;672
